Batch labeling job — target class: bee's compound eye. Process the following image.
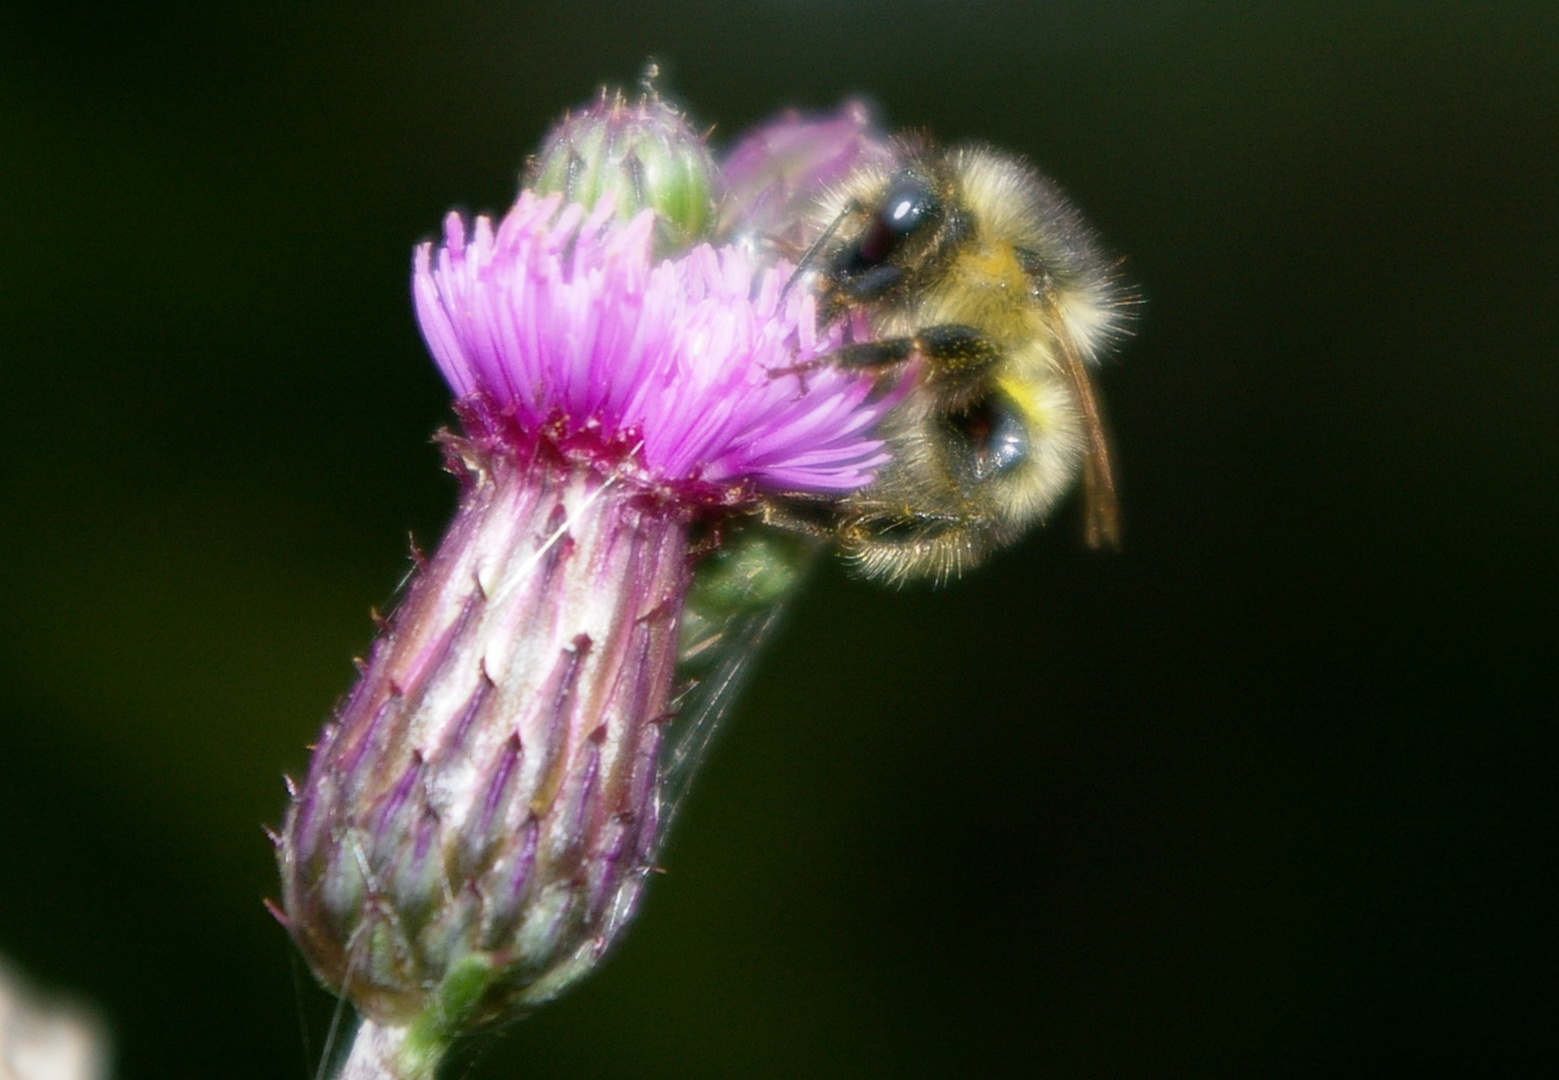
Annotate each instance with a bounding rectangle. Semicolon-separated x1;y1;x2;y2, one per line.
942;394;1030;487
847;175;940;271
881;175;938;232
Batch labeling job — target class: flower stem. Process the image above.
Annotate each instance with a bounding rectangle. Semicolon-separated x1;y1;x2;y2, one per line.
335;1019;424;1080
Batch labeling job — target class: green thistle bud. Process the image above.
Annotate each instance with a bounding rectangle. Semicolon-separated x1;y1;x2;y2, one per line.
524;82;716;256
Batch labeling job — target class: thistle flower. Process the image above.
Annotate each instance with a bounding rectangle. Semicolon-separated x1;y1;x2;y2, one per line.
273;102;896;1078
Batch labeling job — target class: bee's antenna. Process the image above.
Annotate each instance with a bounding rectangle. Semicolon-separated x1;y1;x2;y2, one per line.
782;200;856;304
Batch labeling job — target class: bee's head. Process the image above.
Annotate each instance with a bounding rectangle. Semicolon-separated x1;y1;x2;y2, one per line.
817;157;969;321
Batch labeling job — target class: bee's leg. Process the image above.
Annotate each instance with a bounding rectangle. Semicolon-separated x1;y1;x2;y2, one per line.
827;336;918;370
832;324;1003;409
912;324;1004;380
758;492;844;537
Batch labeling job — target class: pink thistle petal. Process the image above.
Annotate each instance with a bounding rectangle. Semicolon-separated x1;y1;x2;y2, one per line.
413;191;896;500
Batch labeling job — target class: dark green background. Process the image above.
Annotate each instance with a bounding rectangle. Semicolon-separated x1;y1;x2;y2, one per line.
2;2;1555;1076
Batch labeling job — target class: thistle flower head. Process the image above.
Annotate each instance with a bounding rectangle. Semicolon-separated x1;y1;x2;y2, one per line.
277;113;898;1076
413;192;890;498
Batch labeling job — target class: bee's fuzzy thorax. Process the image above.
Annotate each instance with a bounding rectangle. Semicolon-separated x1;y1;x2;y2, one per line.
951;143;1136;363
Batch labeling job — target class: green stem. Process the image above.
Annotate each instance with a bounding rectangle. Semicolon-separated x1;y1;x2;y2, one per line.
335;1018;444;1080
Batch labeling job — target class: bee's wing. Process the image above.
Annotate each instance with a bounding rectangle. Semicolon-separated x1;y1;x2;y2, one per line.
1054;327;1121;549
657;528;821;845
660;601;792;831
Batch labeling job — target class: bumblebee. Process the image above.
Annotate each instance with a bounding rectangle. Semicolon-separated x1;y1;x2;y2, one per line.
779;135;1135;583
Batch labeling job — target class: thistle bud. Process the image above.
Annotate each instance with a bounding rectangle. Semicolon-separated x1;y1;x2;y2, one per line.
524;86;716;256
